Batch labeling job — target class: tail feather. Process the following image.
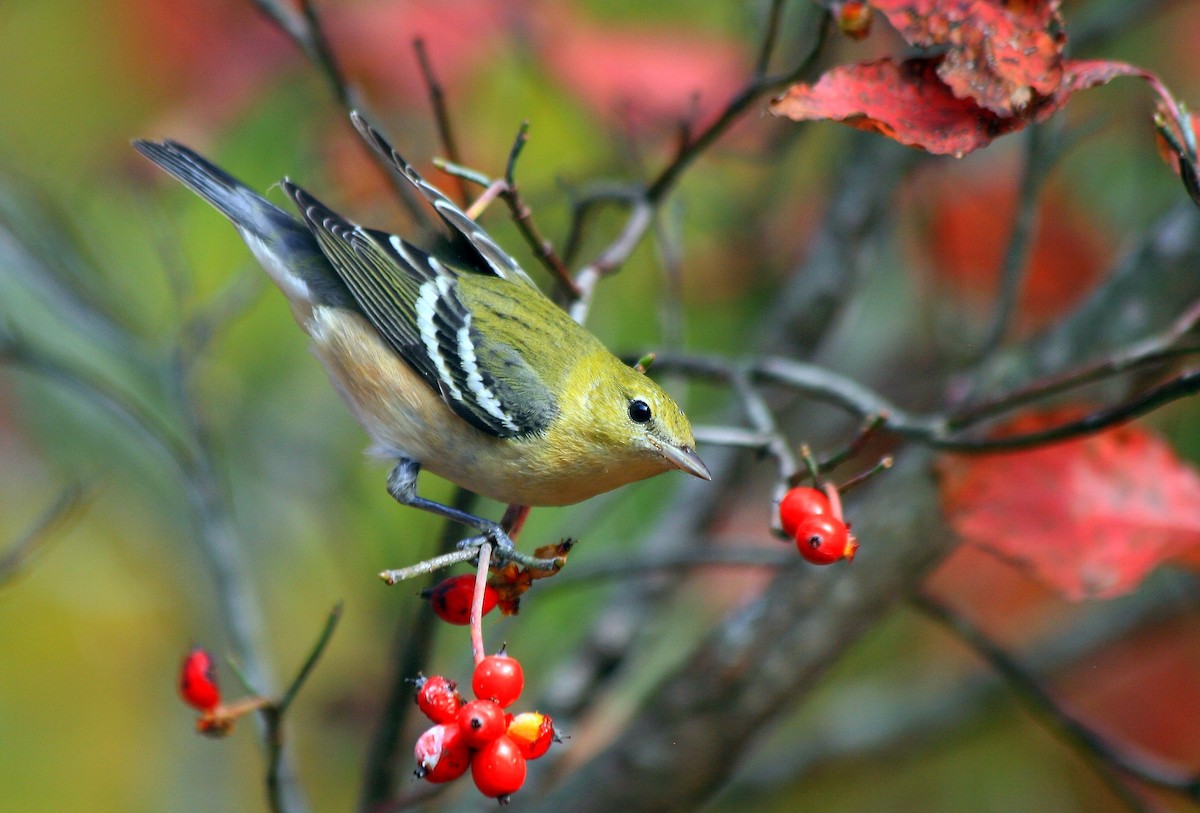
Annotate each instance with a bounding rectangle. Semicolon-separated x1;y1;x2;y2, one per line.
132;139;292;240
133;139;355;312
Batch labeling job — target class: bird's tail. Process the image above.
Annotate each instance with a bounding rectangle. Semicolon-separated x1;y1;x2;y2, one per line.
133;139;355;313
132;139;292;240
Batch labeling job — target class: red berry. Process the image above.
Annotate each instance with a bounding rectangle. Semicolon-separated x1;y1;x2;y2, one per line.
415;674;463;724
506;711;557;760
793;515;855;565
778;487;832;538
472;653;524;707
457;699;508;748
423;574;499;625
414;723;471;783
471;735;527;799
179;647;221;712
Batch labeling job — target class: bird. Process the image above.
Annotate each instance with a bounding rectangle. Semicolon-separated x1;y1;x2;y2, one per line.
132;113;709;550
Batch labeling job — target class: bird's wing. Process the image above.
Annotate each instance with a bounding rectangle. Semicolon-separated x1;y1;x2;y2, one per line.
350;112;538;289
284;181;556;438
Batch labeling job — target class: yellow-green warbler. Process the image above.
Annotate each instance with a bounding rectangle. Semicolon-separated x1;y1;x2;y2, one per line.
133;113;709;549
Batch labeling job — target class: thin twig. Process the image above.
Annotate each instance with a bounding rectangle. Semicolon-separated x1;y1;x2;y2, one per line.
464;180;508;220
569;201;654;323
433;158;492;189
249;0;349;107
834;455;893;495
645;10;831;203
654;351;1200;452
733;367;799;482
266;602;345;809
691;425;774;449
566;7;831;319
937;367;1200;451
753;0;789;77
499;122;579;297
818;414;886;472
169;314;305;813
277;601;344;713
951;298;1200;427
413;38;468;207
978;123;1057;356
379;548;478;584
249;0;428;226
731;366;798;535
560;182;642;267
544;545;793;588
500;504;531;539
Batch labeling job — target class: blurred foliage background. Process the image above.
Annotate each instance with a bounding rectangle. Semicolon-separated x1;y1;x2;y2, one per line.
2;1;1200;812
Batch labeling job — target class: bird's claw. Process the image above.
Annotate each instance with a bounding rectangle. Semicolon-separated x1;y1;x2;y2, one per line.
456;527;515;552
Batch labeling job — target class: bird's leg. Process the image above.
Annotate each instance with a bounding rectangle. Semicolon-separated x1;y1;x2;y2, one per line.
386;458;515;550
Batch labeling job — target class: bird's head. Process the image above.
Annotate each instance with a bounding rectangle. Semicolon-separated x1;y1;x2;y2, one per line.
561;354;711;483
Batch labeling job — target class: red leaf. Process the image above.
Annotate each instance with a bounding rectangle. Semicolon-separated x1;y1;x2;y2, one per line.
939;410;1200;600
770;57;1144;156
540;18;744;131
115;0;293;127
1057;615;1200;765
919;171;1110;331
770;58;1025;156
868;0;1066;115
328;0;513;102
925;545;1064;644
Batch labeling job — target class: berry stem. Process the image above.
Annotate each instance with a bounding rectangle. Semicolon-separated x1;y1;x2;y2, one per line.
471;542;493;666
822;481;843;522
836;455;894;495
797;443;824;489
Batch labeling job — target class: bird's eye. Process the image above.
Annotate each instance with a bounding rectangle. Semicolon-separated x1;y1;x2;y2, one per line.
628;399;652;424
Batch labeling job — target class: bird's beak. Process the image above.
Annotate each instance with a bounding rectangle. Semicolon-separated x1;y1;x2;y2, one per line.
658;444;712;481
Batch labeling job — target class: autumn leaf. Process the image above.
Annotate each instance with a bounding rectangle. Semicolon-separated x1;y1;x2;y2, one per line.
939;409;1200;600
327;0;513;101
770;57;1145;156
771;58;1020;156
1057;616;1200;766
868;0;1066;115
925;545;1064;644
114;0;293;128
537;13;745;131
489;539;574;615
918;171;1109;331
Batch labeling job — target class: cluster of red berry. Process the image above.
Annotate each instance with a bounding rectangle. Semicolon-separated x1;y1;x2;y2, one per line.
778;486;858;564
414;651;558;803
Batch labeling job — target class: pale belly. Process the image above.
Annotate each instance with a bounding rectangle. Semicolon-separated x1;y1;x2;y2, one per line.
306;307;669;506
